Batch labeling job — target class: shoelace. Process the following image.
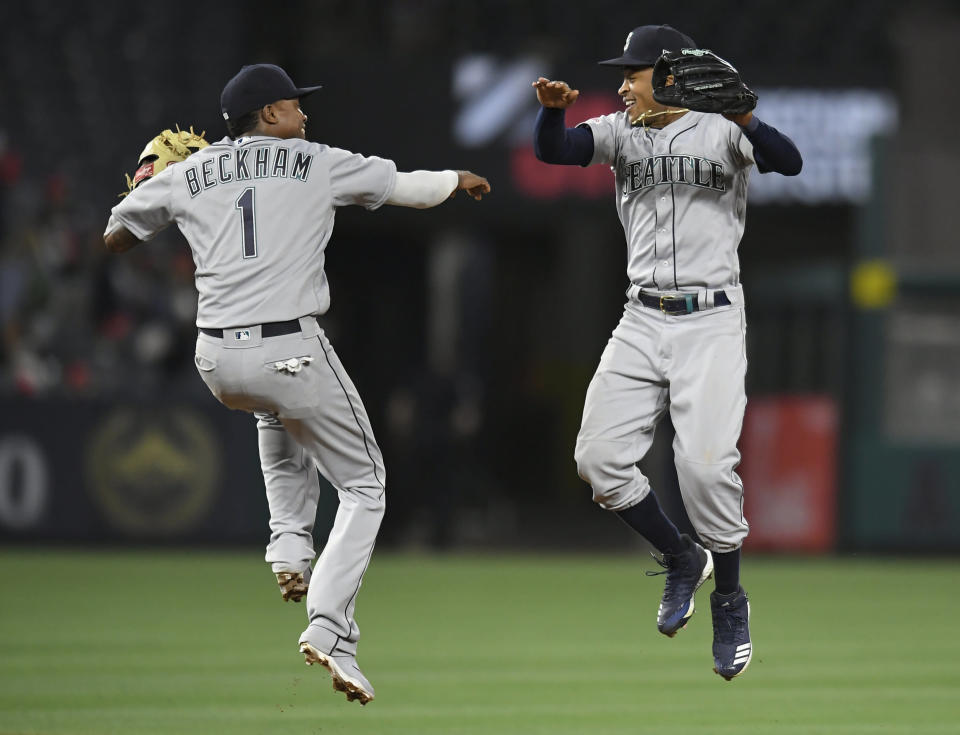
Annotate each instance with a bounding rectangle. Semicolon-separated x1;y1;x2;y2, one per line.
712;599;747;644
645;552;671;577
645;551;693;603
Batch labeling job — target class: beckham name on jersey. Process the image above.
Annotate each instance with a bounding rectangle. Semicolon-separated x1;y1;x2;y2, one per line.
618;154;726;196
183;146;314;198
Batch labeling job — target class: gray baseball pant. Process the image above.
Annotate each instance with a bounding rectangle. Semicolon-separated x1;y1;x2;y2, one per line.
574;299;749;553
194;316;385;657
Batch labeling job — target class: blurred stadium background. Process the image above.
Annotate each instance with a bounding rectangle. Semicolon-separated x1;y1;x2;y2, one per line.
1;1;958;733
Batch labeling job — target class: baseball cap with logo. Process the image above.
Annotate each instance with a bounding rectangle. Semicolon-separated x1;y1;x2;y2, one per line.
598;24;696;67
220;64;323;121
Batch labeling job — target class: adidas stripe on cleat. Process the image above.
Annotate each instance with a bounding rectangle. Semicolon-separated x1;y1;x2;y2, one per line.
711;587;752;680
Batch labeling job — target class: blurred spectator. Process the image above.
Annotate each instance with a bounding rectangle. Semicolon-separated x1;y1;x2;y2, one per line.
0;163;200;398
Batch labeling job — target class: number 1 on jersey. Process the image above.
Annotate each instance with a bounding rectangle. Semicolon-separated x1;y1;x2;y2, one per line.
236;187;257;259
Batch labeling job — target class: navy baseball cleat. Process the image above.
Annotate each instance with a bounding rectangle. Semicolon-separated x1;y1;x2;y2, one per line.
711;586;752;680
648;534;714;636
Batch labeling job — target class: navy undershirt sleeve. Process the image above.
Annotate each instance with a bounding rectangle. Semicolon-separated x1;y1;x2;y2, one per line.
533;106;594;166
532;106;800;174
741;116;803;176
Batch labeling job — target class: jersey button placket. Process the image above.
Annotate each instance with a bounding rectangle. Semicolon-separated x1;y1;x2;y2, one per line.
652;138;673;290
654;190;671;288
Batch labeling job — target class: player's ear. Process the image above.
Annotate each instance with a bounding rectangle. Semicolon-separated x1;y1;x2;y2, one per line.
261;104;279;125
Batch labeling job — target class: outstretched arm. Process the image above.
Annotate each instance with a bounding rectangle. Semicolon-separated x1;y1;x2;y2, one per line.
532;77;594;166
386;170;491;209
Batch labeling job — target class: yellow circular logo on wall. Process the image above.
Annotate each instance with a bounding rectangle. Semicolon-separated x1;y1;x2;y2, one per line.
87;408;220;535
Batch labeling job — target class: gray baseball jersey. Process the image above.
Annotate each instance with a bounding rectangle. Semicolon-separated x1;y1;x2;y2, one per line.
110;135;397;327
580;111;755;290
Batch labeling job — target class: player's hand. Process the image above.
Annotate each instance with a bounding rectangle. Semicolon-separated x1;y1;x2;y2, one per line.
532;77;580;108
452;171;491;201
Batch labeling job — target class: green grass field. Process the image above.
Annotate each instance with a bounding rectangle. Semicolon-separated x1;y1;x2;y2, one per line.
1;551;957;735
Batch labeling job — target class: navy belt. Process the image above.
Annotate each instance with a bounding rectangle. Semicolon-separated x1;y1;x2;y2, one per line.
637;290;730;315
199;317;315;339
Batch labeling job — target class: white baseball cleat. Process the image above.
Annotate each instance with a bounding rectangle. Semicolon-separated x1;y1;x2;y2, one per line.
275;571;310;602
300;642;375;705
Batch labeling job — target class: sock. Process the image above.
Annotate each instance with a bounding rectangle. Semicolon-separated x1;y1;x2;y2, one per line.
616;492;683;555
713;548;741;595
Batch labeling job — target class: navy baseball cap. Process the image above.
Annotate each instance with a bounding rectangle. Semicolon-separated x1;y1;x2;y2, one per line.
598;24;696;67
220;64;323;121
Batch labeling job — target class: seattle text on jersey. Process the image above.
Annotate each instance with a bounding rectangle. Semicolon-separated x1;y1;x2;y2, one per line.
617;154;726;196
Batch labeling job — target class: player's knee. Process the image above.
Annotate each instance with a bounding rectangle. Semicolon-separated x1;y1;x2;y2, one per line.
674;455;729;494
350;483;385;516
574;438;606;489
575;440;629;509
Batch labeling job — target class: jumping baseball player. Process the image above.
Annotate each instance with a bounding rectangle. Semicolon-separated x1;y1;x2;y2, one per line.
103;63;490;705
532;25;801;680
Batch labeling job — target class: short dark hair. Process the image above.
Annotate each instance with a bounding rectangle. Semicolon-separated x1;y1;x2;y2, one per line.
226;108;262;139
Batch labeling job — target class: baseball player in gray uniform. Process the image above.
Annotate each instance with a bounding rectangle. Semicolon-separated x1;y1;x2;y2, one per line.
103;63;490;704
533;25;801;679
